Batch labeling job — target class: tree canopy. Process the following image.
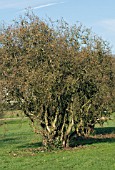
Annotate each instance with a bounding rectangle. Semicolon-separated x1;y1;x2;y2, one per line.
0;12;114;148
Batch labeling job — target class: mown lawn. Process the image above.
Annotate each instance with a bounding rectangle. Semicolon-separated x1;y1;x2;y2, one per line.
0;113;115;170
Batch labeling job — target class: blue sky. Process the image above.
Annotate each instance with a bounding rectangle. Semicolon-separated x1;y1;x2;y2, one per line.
0;0;115;53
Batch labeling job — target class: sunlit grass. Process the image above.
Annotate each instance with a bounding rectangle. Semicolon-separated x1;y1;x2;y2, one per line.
0;113;115;170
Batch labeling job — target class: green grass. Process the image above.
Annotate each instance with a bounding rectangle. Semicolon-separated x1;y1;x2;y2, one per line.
0;113;115;170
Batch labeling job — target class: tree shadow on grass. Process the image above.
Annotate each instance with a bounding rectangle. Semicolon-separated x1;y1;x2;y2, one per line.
0;137;20;147
69;127;115;147
18;142;43;149
18;127;115;149
95;127;115;135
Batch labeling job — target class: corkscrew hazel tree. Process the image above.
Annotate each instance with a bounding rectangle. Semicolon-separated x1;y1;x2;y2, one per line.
0;12;114;148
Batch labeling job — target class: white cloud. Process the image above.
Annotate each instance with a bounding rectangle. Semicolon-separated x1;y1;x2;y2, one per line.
98;19;115;33
0;0;65;10
32;2;64;10
0;1;19;9
92;19;115;53
19;1;64;13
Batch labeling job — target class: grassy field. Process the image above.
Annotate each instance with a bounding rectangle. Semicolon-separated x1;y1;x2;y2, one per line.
0;112;115;170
